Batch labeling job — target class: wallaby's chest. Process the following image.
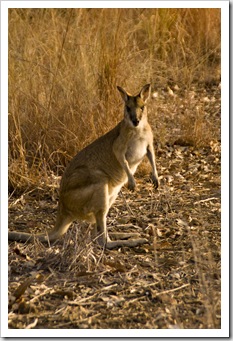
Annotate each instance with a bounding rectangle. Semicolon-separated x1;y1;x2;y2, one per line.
125;135;148;166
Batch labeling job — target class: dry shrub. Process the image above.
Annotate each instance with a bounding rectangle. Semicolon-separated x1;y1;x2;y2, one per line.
8;8;221;192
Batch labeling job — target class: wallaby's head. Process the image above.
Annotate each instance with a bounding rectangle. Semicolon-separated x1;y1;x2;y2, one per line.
117;84;151;128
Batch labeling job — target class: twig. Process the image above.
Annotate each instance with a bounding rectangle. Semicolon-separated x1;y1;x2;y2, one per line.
155;283;190;297
67;293;99;306
30;288;51;303
194;197;219;205
66;283;119;306
55;313;101;328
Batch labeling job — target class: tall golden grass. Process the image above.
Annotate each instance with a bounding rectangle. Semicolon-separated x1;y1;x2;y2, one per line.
8;8;220;192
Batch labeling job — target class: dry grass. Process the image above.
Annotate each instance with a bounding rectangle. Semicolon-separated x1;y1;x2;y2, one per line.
8;8;220;192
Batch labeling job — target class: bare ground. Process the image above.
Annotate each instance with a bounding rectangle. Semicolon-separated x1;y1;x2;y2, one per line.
8;84;221;329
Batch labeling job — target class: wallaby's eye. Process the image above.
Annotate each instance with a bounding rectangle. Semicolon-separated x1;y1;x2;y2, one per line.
141;106;145;111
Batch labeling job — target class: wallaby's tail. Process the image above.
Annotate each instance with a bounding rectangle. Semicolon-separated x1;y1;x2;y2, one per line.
8;231;51;243
8;216;73;243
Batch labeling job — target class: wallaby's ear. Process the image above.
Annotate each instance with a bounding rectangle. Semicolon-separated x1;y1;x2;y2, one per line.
139;84;151;103
117;86;129;102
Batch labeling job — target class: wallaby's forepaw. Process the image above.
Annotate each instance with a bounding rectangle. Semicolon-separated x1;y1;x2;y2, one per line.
151;174;159;189
128;176;136;191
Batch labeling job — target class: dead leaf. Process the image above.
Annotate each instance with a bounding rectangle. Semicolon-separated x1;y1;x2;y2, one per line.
104;259;126;272
176;218;189;227
51;290;75;299
13;277;36;300
157;241;173;249
13;246;31;261
12;273;45;301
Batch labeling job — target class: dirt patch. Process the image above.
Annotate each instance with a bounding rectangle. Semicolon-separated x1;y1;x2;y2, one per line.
8;85;221;329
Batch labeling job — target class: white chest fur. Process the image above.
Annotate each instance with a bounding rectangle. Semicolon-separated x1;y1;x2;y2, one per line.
126;134;148;167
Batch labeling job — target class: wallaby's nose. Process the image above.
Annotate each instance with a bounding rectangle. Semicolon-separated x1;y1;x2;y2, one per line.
132;119;140;126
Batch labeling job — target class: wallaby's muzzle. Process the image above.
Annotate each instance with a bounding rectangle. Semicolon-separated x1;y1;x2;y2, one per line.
132;118;140;126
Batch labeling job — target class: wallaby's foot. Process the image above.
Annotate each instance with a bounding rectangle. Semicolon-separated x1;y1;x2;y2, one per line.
127;176;136;191
109;232;141;239
105;238;148;250
95;229;148;249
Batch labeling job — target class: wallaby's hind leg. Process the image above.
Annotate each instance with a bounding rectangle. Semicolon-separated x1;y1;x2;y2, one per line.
94;210;111;247
47;211;73;242
94;212;148;249
93;185;148;249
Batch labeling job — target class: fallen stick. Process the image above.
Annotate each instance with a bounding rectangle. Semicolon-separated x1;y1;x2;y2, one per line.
194;197;219;205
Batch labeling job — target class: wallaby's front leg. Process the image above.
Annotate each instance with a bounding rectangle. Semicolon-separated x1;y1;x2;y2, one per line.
147;144;159;189
120;158;136;191
113;142;136;191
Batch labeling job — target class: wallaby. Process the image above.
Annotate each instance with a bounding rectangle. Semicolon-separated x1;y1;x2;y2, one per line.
8;84;159;249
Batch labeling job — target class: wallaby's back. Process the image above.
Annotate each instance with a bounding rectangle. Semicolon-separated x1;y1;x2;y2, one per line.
60;122;124;192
